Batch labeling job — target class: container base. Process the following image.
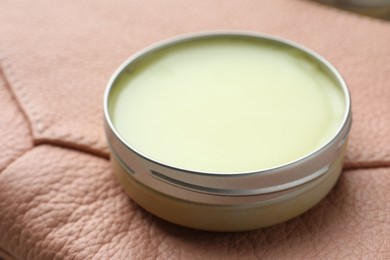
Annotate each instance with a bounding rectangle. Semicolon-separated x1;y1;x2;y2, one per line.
111;154;344;232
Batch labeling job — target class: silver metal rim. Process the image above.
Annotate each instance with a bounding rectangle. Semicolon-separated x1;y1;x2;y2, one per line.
104;31;352;197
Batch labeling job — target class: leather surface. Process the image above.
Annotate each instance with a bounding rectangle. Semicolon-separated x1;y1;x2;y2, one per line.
0;73;32;171
1;145;390;259
0;0;390;259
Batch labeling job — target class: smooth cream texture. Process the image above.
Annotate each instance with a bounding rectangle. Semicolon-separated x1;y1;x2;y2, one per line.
109;38;345;173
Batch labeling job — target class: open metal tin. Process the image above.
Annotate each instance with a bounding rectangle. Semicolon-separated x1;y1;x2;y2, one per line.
104;32;352;231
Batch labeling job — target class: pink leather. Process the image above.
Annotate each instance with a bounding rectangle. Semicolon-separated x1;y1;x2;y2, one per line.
1;0;390;259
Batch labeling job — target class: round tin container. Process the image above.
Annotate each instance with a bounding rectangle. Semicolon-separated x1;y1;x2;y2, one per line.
104;32;352;232
320;0;390;19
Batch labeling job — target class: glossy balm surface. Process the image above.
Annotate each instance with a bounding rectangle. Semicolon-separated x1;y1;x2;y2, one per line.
109;38;345;174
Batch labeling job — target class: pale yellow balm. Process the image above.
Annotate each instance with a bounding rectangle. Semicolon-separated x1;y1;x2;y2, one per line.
109;38;345;173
